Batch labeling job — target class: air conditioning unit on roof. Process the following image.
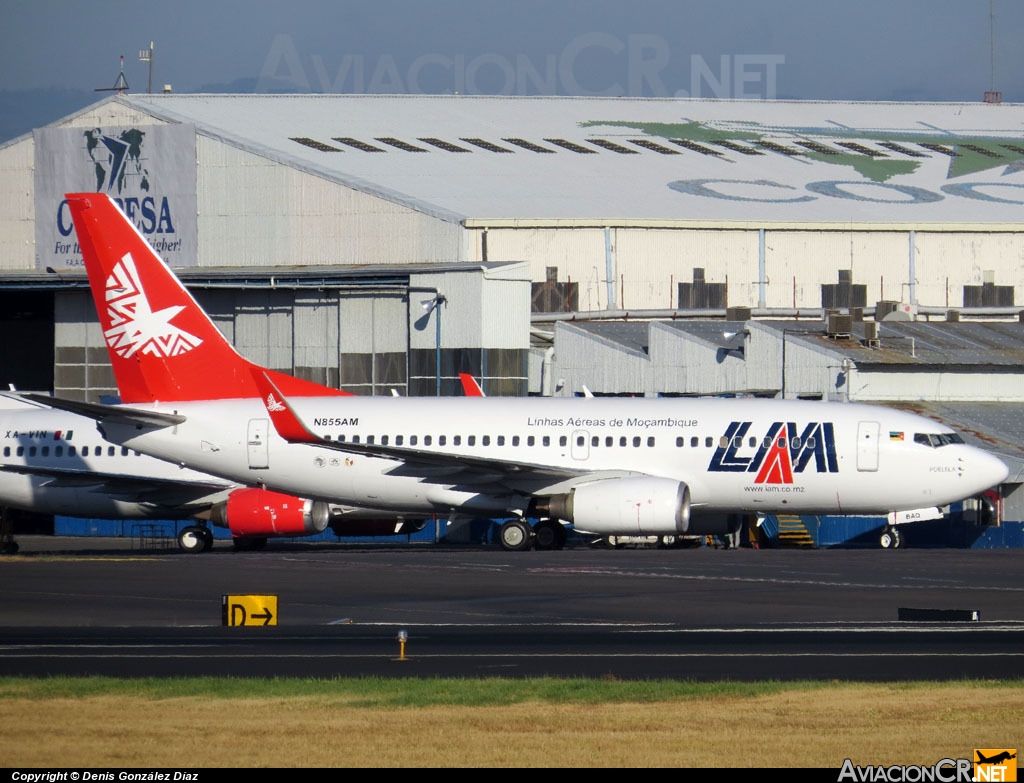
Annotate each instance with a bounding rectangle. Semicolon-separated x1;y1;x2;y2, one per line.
827;312;853;338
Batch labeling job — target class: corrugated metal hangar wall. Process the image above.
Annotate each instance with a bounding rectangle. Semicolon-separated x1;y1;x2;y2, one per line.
472;226;1022;313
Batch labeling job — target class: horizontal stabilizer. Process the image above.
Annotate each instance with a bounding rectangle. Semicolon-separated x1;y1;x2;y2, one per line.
20;393;185;428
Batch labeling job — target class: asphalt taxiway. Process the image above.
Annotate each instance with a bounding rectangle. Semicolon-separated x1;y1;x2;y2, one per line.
2;537;1022;680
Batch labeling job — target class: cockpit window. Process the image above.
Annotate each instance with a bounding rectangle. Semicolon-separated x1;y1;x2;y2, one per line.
914;432;965;448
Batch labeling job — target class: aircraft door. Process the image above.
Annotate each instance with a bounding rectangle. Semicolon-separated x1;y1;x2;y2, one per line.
856;421;879;472
248;418;270;469
571;430;590;461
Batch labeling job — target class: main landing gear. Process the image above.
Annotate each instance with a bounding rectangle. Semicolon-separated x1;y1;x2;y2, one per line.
879;525;902;549
497;518;566;551
177;524;214;553
531;519;567;551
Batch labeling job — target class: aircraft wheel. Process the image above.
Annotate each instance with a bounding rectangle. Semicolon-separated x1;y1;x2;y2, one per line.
658;535;680;549
498;519;532;551
879;526;899;549
201;528;215;552
532;519;565;551
553;523;567;550
177;526;207;554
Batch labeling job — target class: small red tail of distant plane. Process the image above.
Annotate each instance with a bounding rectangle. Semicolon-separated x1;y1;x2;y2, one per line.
65;193;347;404
459;373;485;396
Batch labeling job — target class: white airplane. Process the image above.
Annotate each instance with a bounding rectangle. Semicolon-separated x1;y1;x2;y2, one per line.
0;393;428;554
42;192;1009;552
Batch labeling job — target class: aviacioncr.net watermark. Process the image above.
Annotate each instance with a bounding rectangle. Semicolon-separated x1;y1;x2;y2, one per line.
256;32;784;98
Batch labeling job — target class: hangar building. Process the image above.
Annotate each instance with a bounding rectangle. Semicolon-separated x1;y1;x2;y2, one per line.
1;93;1023;400
0;93;1021;545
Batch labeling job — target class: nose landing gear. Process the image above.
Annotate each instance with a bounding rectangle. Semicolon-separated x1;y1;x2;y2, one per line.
879;525;902;549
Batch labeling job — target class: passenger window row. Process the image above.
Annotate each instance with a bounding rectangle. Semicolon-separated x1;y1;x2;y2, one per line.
319;433;823;450
4;445;139;458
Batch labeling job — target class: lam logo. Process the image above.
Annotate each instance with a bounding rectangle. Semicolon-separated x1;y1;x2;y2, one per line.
103;252;203;358
975;749;1017;782
707;421;839;483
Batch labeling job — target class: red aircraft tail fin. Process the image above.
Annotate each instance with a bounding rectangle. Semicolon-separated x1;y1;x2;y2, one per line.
459;373;485;397
65;193;346;403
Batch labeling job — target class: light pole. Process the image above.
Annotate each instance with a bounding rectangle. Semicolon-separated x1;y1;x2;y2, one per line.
781;330;788;399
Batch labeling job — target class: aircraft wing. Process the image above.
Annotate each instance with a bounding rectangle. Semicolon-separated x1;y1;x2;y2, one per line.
0;463;233;505
251;370;630;494
19;393;185;428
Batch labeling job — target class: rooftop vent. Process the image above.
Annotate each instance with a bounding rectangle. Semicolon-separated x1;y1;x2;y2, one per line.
757;140;801;156
668;139;721;156
419;137;471;153
461;138;514;153
878;141;927;158
332;137;385;152
836;141;886;157
960;144;1002;158
503;137;556;153
726;306;751;321
376;137;428;152
586;138;639;154
875;300;899;320
918;143;958;157
290;137;342;152
794;140;840;155
827;312;853;338
544;138;597;154
863;321;880;347
711;140;762;155
628;138;680;154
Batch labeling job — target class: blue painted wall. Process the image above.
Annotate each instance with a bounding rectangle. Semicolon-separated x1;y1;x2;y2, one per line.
53;514;1024;549
54;516;443;544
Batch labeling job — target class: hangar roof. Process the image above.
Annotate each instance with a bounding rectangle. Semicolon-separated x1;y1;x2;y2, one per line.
561;317;1024;371
109;93;1024;226
756;319;1024;370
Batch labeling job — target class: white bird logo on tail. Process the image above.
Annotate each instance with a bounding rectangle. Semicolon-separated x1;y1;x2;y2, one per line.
103;252;203;358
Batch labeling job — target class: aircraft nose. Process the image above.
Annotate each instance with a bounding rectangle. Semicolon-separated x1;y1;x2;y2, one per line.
973;449;1010;491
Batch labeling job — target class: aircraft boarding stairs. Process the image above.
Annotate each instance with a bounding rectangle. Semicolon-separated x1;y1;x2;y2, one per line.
758;514;819;548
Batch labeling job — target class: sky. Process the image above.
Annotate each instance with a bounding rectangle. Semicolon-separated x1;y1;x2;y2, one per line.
1;1;1022;104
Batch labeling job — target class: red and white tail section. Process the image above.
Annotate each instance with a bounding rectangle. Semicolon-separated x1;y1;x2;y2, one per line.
65;193;347;404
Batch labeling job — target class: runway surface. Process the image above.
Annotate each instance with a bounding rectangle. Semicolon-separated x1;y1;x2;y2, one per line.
2;537;1022;680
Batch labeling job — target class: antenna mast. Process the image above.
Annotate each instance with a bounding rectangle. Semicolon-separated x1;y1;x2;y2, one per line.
139;42;154;94
95;55;129;95
984;0;1002;103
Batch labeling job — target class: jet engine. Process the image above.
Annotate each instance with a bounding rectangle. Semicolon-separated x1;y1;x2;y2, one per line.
540;477;692;536
207;488;331;538
539;478;741;536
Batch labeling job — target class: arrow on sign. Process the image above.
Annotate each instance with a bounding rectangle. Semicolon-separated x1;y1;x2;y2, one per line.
251;608;274;625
